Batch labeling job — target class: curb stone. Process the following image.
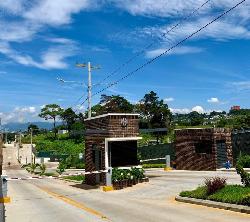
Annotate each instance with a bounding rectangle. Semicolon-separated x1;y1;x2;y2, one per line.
175;196;250;214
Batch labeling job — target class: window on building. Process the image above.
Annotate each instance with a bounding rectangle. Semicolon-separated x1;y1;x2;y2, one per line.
195;140;212;154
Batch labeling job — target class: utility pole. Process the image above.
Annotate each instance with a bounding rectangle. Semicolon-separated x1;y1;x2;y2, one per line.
76;61;100;119
5;132;7;144
18;131;21;162
30;128;33;164
88;62;92;119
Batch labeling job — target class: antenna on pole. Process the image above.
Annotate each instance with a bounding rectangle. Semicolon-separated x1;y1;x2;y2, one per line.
76;61;100;119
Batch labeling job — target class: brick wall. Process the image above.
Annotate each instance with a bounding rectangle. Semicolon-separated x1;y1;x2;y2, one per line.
175;128;232;171
84;114;139;185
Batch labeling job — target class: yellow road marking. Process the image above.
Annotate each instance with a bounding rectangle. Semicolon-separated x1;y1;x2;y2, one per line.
37;186;109;221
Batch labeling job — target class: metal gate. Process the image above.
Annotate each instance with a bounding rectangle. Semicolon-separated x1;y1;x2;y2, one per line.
216;140;227;168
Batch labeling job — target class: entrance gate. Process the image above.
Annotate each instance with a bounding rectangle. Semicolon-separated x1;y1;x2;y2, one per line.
216;140;227;168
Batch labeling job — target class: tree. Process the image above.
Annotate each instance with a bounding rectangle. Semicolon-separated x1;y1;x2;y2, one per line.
39;104;63;139
136;91;172;129
27;124;39;135
60;108;78;131
92;94;134;116
188;111;204;126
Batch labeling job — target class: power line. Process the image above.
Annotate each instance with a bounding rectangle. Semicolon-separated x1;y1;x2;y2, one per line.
81;0;246;106
72;0;212;109
92;0;212;88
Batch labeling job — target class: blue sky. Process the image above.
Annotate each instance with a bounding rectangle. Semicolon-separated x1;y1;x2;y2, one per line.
0;0;250;124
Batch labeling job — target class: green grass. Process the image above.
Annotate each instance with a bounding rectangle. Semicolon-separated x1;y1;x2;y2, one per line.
208;185;250;204
142;164;166;168
180;185;250;206
180;186;208;199
43;172;58;177
175;125;213;129
63;175;85;182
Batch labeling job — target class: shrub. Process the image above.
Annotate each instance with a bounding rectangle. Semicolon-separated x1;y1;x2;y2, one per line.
204;177;227;195
236;155;250;187
131;167;145;179
112;168;127;182
112;168;145;182
237;155;250;168
57;162;66;174
241;194;250;206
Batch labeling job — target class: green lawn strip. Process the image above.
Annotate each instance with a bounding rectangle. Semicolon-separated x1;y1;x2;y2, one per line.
180;186;208;199
43;172;58;177
142;164;166;168
208;185;250;204
62;175;85;182
180;185;250;206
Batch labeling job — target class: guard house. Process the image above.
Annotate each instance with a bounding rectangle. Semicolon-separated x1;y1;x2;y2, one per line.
84;113;141;185
175;128;233;171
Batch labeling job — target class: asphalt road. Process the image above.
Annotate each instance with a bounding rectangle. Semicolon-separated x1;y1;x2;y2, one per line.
4;169;250;222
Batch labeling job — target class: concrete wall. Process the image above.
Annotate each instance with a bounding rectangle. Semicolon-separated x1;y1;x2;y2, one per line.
175;128;232;171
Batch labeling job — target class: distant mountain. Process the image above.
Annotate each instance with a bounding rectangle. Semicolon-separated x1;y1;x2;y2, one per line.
2;122;56;132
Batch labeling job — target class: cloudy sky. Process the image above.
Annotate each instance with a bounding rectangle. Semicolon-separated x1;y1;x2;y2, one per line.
0;0;250;124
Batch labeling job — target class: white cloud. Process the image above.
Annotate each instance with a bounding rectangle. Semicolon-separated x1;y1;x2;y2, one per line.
111;0;207;17
14;106;36;114
75;104;85;113
0;21;39;43
146;46;203;58
164;97;174;102
192;105;205;113
0;106;38;124
230;81;250;91
207;97;220;103
0;0;96;69
170;106;224;114
0;0;27;15
170;106;205;114
46;37;75;44
39;46;76;69
0;42;76;70
170;108;190;114
112;0;250;53
111;0;249;19
24;0;94;26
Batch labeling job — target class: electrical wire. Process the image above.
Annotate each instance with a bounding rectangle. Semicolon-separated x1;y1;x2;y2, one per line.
80;0;246;106
73;0;213;108
92;0;212;88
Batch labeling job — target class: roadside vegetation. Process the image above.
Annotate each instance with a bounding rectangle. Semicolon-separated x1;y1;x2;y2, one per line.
180;155;250;206
63;175;85;183
18;91;250;170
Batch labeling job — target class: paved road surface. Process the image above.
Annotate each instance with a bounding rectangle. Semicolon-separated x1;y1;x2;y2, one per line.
4;169;250;222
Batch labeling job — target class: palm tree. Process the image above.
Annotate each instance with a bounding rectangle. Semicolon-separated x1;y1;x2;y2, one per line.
30;163;37;174
39;164;46;175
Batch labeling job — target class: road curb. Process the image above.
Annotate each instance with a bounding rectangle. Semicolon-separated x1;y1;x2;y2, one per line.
0;197;11;203
175;196;250;214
